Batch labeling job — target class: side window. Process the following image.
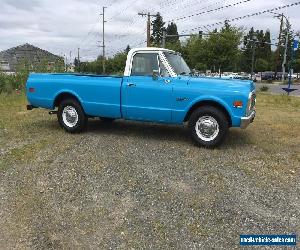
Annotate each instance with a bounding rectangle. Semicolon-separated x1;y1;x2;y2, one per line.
131;53;159;76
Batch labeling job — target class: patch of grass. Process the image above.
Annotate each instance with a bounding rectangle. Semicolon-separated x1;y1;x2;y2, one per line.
0;92;80;170
257;92;300;109
0;139;50;169
0;92;299;176
259;85;269;92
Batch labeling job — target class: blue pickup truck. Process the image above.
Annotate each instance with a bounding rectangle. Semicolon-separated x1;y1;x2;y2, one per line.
26;48;256;147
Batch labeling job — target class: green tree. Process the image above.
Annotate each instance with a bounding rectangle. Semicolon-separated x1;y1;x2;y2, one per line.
76;46;130;75
256;58;269;72
151;13;165;46
184;22;242;73
241;28;256;72
165;22;181;51
241;28;273;73
206;22;243;73
184;35;208;71
262;30;272;63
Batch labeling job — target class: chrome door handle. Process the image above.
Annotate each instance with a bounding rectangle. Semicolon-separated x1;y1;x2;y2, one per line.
164;79;171;84
127;83;136;87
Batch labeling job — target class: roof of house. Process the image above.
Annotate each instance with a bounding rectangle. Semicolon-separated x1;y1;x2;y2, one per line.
0;43;63;71
0;43;61;59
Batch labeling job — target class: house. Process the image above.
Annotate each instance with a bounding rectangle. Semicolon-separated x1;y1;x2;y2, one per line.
0;43;63;72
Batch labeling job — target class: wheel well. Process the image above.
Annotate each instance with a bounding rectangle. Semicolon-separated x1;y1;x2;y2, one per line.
184;100;232;126
54;93;80;108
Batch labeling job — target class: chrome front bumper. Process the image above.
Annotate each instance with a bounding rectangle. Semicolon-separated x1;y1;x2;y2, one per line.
240;111;256;129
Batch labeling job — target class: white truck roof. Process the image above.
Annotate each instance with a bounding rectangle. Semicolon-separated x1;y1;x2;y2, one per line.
124;47;176;77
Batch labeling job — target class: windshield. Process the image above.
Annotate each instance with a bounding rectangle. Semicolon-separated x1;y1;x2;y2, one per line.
164;52;191;76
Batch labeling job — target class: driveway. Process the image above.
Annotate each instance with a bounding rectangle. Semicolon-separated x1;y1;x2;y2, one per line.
256;83;300;96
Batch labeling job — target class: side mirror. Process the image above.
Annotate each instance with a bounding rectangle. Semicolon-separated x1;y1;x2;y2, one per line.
152;70;159;80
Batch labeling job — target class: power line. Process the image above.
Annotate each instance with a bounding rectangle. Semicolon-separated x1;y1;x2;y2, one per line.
165;0;230;17
169;0;253;22
107;39;146;56
110;0;231;49
106;0;140;22
98;0;223;57
104;0;182;53
182;1;300;33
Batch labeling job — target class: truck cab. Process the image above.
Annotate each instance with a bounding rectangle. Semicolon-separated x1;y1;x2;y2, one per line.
26;47;256;147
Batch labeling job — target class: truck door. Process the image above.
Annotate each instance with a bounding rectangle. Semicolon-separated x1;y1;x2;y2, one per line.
122;52;173;123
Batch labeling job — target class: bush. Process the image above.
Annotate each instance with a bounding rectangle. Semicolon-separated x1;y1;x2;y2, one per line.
0;71;29;94
266;79;273;84
0;58;64;94
260;85;269;92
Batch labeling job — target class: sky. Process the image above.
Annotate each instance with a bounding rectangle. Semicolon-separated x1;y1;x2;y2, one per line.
0;0;299;62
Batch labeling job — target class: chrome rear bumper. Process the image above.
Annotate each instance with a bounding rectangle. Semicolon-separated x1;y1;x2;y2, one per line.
240;111;256;129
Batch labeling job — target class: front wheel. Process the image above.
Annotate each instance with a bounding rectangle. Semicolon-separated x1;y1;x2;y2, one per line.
188;106;229;148
57;98;87;133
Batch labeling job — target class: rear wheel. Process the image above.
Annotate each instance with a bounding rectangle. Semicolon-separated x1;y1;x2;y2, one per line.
188;106;229;148
57;98;87;133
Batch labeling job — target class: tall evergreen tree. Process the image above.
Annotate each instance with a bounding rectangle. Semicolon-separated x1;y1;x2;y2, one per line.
165;22;181;51
166;22;179;43
263;30;272;62
255;30;264;59
241;28;273;72
151;13;165;46
241;27;255;72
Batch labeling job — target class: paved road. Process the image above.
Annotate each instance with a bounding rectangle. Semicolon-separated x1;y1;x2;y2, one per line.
256;83;300;96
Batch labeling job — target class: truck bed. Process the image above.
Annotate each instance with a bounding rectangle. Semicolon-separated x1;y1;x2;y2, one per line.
51;73;123;78
26;73;124;118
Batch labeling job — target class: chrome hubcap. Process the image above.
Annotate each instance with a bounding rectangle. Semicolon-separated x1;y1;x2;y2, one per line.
195;116;219;142
62;106;78;128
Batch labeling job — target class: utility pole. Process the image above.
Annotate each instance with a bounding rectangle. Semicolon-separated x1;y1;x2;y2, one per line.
77;48;80;62
282;19;290;83
100;6;107;74
138;12;157;47
64;54;67;72
162;30;166;48
251;42;256;80
274;14;284;79
69;51;72;65
75;48;80;72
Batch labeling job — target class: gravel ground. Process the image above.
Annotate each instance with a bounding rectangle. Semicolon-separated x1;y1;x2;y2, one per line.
0;93;299;249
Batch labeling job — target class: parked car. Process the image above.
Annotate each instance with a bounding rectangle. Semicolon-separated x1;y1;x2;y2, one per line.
275;72;289;80
26;48;256;147
261;71;275;80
